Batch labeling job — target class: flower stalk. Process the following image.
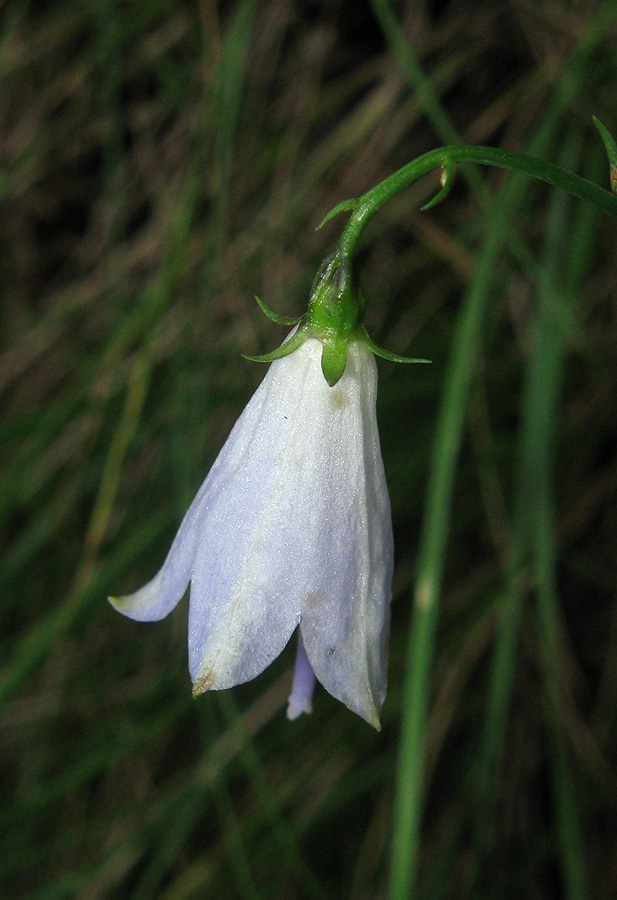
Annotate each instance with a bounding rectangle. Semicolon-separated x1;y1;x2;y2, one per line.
321;125;617;264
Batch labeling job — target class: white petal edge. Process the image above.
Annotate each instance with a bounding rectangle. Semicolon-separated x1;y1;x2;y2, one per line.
109;330;302;623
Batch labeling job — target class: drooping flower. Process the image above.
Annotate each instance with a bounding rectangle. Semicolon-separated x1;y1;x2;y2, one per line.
111;332;393;728
111;250;429;726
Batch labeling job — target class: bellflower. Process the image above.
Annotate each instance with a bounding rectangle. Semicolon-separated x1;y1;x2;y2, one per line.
111;333;392;728
111;252;428;727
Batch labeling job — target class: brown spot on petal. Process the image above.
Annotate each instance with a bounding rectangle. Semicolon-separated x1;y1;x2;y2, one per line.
330;390;347;410
192;669;216;696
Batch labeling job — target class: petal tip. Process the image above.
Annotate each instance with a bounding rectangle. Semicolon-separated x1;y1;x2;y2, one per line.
286;696;313;721
192;669;216;697
343;683;384;729
361;703;382;731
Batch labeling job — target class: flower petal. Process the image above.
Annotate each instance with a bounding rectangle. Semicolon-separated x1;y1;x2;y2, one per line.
189;335;391;698
109;332;302;624
189;338;326;691
109;480;211;622
297;340;393;728
112;331;393;728
287;632;316;720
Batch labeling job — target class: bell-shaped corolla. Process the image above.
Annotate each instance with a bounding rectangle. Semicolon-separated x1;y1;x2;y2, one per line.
110;336;393;728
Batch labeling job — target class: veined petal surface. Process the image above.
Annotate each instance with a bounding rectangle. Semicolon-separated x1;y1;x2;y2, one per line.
189;336;340;691
109;483;208;622
190;338;392;724
108;336;301;623
295;340;392;727
112;333;393;727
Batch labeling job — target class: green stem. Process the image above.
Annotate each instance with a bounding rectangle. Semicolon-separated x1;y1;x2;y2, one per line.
389;224;503;900
336;144;617;258
387;118;605;900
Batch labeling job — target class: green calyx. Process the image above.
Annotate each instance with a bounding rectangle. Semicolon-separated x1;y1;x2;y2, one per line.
305;252;361;385
245;251;429;386
243;253;361;386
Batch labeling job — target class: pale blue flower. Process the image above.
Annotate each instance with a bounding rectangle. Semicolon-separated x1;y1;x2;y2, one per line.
110;335;393;727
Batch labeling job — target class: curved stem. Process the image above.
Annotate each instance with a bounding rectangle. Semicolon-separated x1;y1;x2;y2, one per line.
337;145;617;257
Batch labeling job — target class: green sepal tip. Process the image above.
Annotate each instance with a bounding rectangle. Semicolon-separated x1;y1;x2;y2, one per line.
320;337;348;387
242;328;307;364
593;117;617;194
254;295;302;326
421;161;456;211
317;198;358;230
359;325;431;365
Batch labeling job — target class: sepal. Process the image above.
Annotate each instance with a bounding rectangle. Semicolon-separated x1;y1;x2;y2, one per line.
358;325;431;365
242;327;307;364
320;336;349;387
254;295;302;326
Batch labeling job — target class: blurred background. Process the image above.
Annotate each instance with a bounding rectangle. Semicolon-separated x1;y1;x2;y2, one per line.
1;0;616;897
